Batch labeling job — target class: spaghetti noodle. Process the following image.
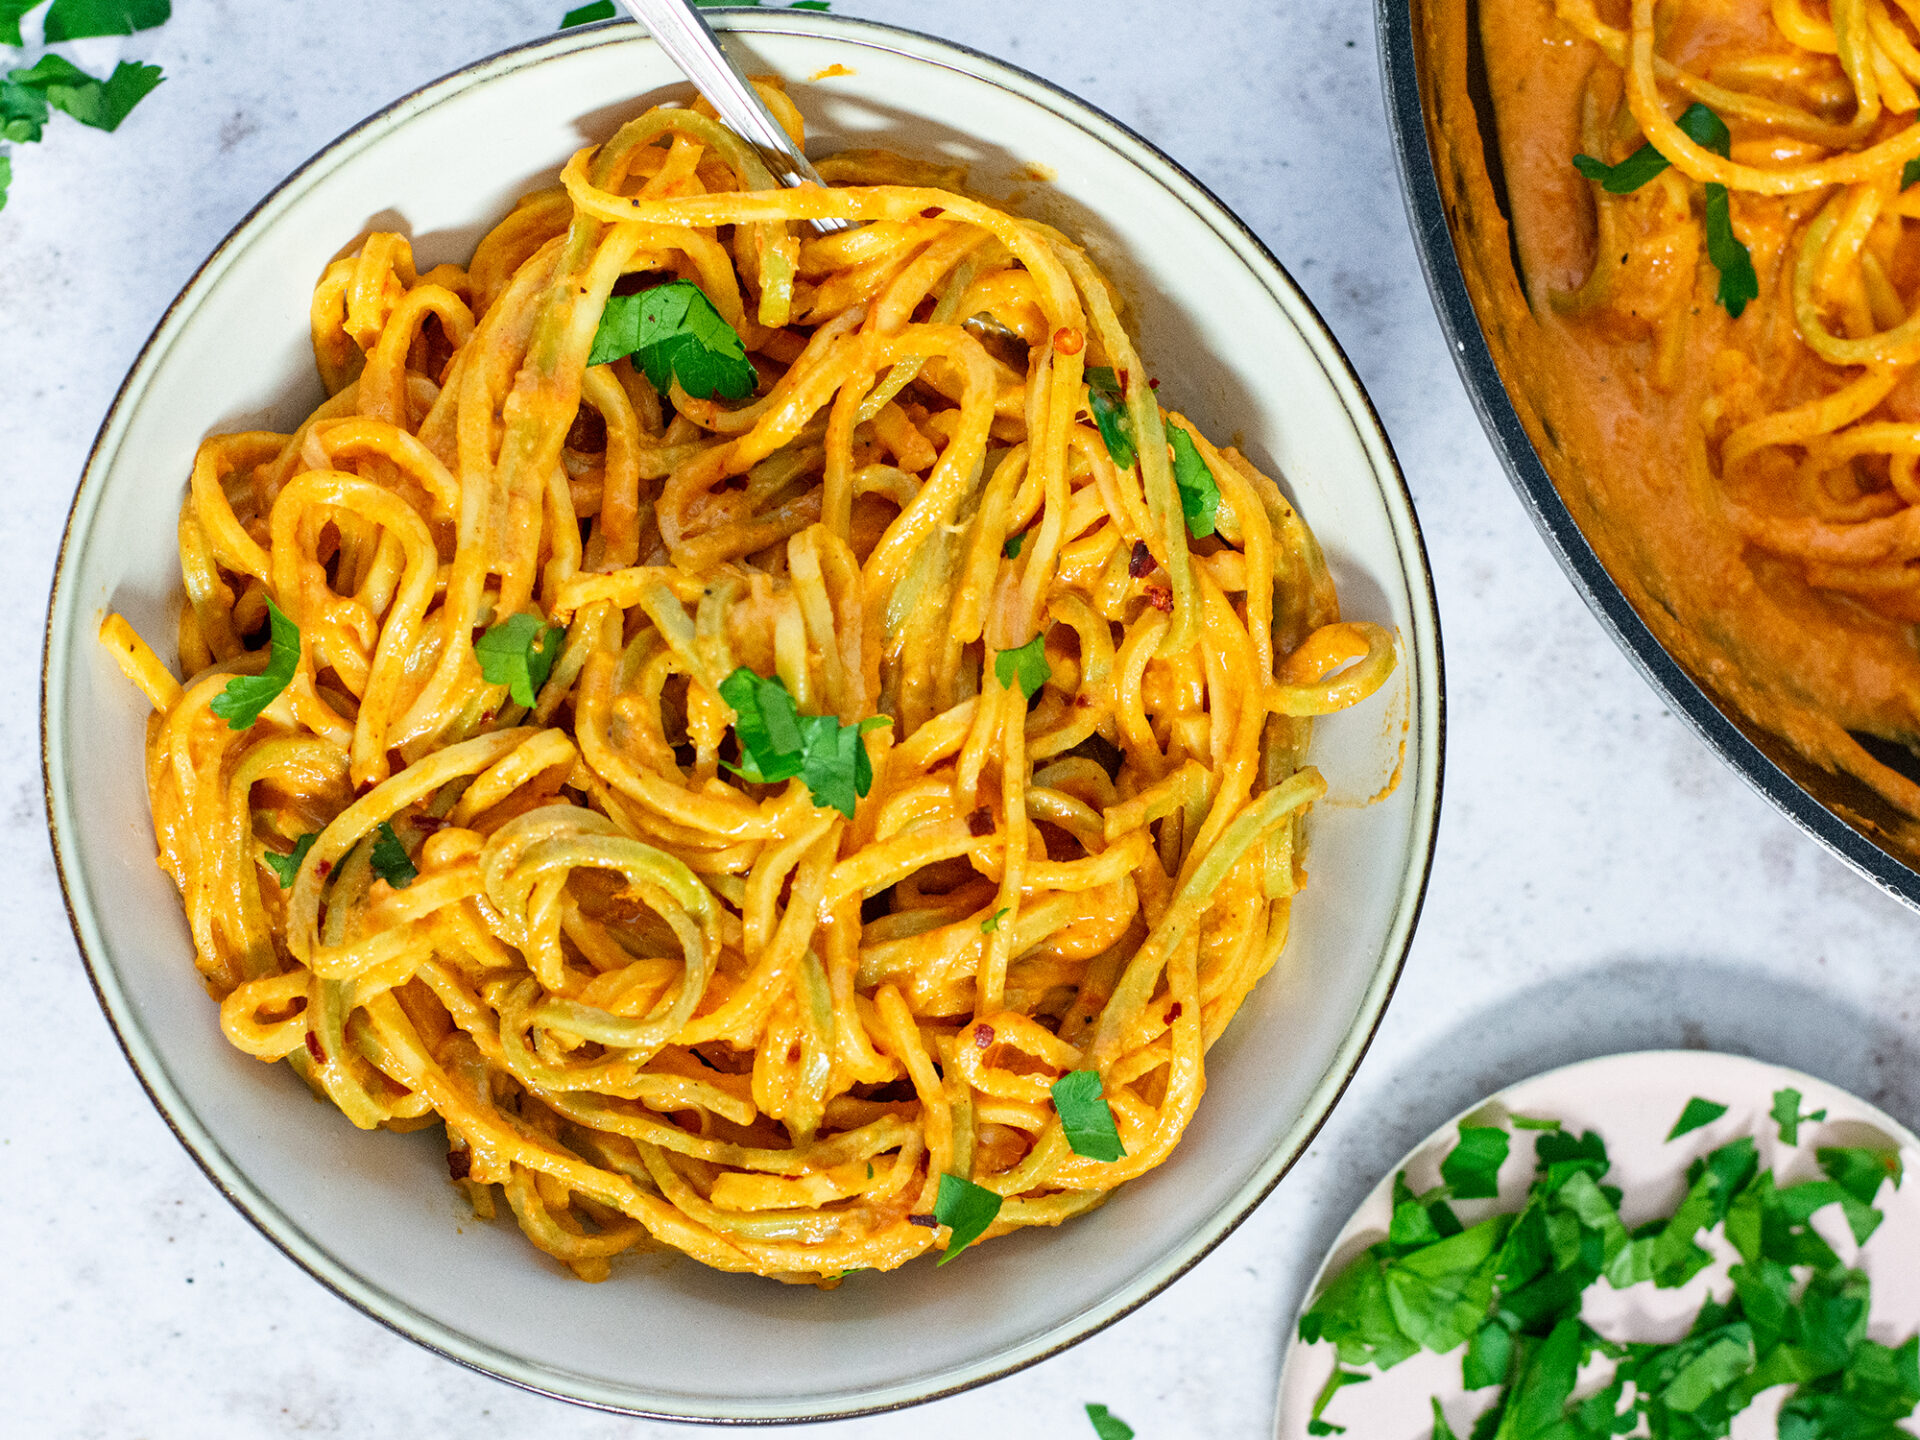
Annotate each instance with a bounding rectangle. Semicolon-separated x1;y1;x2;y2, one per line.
102;89;1394;1283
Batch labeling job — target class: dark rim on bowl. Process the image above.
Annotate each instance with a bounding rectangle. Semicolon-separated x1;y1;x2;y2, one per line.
1375;0;1920;909
43;9;1444;1422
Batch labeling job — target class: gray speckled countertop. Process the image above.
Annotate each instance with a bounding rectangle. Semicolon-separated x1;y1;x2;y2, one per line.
11;3;1920;1436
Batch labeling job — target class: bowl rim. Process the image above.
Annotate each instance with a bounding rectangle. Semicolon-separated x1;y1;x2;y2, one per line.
1373;0;1920;910
42;8;1445;1422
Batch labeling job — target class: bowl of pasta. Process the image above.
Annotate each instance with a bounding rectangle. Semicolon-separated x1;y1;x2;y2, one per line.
45;9;1440;1422
1383;0;1920;906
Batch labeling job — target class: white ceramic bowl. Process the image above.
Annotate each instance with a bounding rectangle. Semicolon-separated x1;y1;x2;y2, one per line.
42;11;1441;1422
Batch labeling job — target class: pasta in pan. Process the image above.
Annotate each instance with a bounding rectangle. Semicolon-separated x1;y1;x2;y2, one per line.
101;87;1395;1283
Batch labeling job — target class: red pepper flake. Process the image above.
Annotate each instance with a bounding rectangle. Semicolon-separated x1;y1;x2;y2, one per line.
315;859;333;879
973;1024;995;1051
921;206;942;218
385;746;407;775
304;1030;325;1063
479;710;497;726
446;1149;472;1181
1053;326;1084;356
1116;368;1130;395
1167;1002;1183;1022
1147;377;1160;389
411;813;449;835
1128;540;1154;578
966;807;996;837
908;1213;940;1229
1074;692;1093;709
1144;585;1174;613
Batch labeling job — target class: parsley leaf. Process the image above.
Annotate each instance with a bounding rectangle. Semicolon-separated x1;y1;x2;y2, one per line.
1086;366;1136;470
1439;1125;1510;1200
1772;1087;1828;1146
0;152;10;213
1052;1069;1126;1163
1704;181;1759;318
1166;422;1221;539
1084;1403;1135;1440
1429;1398;1461;1440
1905;158;1920;192
588;280;757;401
8;54;162;132
474;612;565;708
261;832;317;890
1509;1115;1561;1131
560;0;614;25
718;667;888;819
368;821;417;889
1571;101;1723;194
981;906;1008;934
1668;1096;1729;1141
42;0;168;42
1;72;48;141
994;634;1049;700
0;1;43;47
1307;1368;1369;1436
1003;530;1026;559
932;1171;1001;1264
209;596;300;730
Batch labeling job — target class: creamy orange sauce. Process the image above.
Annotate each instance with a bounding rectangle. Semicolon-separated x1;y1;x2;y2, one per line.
1430;0;1920;844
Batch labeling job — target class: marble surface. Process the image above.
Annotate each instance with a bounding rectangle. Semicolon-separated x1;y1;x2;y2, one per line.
10;2;1920;1437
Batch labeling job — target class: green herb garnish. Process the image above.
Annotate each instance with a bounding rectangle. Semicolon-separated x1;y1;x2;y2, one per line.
1904;158;1920;192
718;667;889;819
474;612;565;708
8;53;161;132
981;906;1008;934
1572;101;1720;193
588;279;757;400
1003;530;1026;559
994;634;1049;700
559;0;614;25
1668;1095;1729;1141
1083;1403;1135;1440
2;71;46;140
1509;1115;1561;1131
1772;1086;1828;1146
1086;366;1136;470
0;2;40;46
932;1171;1001;1264
1166;423;1221;539
1307;1369;1368;1436
42;0;168;42
209;596;300;730
368;821;417;889
261;832;317;890
1438;1125;1509;1200
1051;1069;1126;1163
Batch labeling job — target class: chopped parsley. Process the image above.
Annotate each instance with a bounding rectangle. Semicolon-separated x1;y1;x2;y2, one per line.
209;596;300;730
1003;530;1026;559
474;612;565;708
6;52;161;132
718;667;889;819
588;279;757;401
981;906;1008;934
1905;158;1920;192
1437;1125;1508;1199
1083;1403;1135;1440
1570;103;1755;317
1667;1095;1729;1140
1086;366;1136;470
932;1171;1001;1264
41;0;169;42
1166;423;1221;539
1051;1069;1126;1163
260;832;317;890
1308;1370;1368;1436
1296;1107;1916;1438
368;821;417;889
1773;1086;1827;1146
994;634;1049;700
559;0;613;24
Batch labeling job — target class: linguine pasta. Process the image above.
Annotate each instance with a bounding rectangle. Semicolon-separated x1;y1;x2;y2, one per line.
101;89;1395;1283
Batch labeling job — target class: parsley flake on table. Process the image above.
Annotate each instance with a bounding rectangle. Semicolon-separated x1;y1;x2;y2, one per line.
994;634;1049;700
1166;422;1221;539
260;832;317;890
1;70;46;140
41;0;170;42
0;1;39;46
932;1171;1001;1264
1667;1094;1729;1140
368;821;417;889
588;279;757;401
209;596;300;730
8;53;162;132
1083;1403;1134;1440
474;612;565;708
718;667;888;819
1086;365;1136;470
559;0;614;25
1051;1069;1126;1163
